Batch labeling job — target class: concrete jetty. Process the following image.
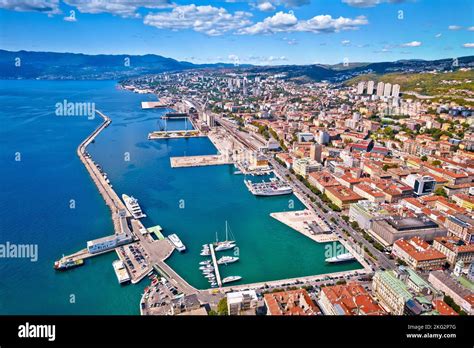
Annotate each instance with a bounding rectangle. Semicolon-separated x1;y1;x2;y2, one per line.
209;244;222;288
270;210;336;243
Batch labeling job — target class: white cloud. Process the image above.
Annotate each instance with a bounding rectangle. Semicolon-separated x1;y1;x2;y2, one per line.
401;41;422;47
435;33;442;38
0;0;60;14
63;0;173;18
257;1;276;11
342;0;406;8
238;11;368;34
448;25;462;30
463;43;474;48
144;5;253;36
341;39;351;45
467;26;474;31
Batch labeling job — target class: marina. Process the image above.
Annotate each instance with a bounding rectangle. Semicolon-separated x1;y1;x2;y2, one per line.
209;244;222;288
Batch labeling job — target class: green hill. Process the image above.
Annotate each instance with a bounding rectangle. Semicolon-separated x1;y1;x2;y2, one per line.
345;70;474;98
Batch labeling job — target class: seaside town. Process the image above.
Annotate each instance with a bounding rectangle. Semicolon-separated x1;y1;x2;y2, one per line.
50;61;474;317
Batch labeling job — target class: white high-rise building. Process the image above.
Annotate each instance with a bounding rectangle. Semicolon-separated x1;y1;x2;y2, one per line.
318;131;330;145
376;82;385;96
392;84;400;98
383;83;392;97
357;81;365;95
366;80;375;95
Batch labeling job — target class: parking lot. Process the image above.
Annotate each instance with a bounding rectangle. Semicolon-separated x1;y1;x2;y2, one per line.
117;242;152;283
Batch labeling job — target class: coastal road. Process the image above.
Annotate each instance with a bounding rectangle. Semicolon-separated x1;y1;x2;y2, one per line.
269;158;397;272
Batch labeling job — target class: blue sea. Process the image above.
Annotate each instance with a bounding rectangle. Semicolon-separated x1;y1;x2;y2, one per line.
0;80;361;314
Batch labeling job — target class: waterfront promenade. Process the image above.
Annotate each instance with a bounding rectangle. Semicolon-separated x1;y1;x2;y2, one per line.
61;109;200;296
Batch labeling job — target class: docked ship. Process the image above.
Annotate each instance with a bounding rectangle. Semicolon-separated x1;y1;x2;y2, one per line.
122;194;147;219
222;276;242;284
217;256;239;265
54;257;84;271
214;221;236;252
168;234;186;252
325;252;356;263
112;260;131;284
244;178;293;196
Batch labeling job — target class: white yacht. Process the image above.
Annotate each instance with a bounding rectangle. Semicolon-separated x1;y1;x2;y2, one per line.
214;221;236;252
222;276;242;284
168;234;186;252
199;260;211;266
217;256;239;265
325;252;356;263
122;194;146;219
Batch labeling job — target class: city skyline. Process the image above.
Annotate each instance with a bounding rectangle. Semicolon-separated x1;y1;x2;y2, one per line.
1;0;473;65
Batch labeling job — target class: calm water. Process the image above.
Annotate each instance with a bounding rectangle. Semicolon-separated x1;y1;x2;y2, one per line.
0;80;361;314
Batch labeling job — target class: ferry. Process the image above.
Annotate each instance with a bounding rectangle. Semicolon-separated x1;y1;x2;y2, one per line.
112;260;131;284
168;234;186;252
122;194;147;219
54;258;84;271
217;256;239;265
325;252;356;263
245;178;293;196
222;276;242;284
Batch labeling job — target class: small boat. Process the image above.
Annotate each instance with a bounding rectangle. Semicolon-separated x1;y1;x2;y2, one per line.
204;274;215;279
222;276;242;284
200;251;211;256
199;265;213;271
199;260;211;266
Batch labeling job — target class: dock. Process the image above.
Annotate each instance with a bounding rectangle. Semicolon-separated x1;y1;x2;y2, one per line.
209;244;222;288
170;154;233;168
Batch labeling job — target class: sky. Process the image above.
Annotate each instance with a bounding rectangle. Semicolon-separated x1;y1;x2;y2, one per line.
0;0;473;65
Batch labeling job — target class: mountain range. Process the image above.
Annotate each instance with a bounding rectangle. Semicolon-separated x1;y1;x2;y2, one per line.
1;49;473;82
